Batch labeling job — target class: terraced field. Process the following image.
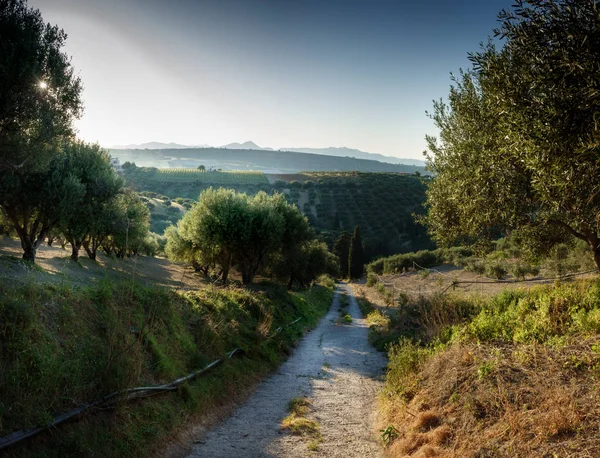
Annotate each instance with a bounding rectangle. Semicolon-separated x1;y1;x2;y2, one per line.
154;168;269;184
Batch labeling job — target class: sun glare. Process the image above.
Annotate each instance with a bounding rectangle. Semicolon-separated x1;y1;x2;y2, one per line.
39;81;48;89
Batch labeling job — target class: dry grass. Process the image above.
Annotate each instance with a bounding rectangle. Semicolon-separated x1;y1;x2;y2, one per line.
281;397;322;450
380;339;600;457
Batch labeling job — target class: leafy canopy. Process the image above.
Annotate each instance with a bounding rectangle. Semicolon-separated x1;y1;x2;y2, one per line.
423;0;600;268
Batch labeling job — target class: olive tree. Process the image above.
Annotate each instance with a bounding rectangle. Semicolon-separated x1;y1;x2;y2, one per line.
168;188;331;285
101;190;150;258
58;142;122;261
424;0;600;269
0;0;83;261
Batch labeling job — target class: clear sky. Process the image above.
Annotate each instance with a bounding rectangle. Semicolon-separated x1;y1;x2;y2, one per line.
29;0;510;159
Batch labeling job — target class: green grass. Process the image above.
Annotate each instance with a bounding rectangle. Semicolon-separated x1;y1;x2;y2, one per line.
382;279;600;402
0;278;333;457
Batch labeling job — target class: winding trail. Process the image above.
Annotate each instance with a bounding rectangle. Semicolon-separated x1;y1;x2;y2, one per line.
186;282;386;458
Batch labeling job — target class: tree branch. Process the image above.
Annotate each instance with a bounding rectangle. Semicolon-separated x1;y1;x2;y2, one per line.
548;219;588;242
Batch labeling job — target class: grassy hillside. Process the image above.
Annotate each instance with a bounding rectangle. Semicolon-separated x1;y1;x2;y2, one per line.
124;169;432;259
358;276;600;457
0;278;333;457
110;147;429;174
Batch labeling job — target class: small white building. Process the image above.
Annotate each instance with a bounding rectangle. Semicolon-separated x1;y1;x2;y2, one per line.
110;157;122;173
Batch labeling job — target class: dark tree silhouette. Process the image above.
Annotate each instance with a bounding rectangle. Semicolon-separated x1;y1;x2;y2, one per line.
349;226;364;279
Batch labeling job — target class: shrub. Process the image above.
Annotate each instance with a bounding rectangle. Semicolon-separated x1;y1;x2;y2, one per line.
367;250;442;275
384;338;431;401
366;272;378;287
485;261;508;280
511;262;528;281
464;258;486;275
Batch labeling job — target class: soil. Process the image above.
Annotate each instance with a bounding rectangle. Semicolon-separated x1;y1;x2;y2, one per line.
185;283;387;458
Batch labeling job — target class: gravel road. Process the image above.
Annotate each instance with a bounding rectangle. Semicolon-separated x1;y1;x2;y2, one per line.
186;282;387;458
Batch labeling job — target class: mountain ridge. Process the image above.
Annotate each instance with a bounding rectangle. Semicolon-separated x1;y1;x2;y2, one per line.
107;141;425;166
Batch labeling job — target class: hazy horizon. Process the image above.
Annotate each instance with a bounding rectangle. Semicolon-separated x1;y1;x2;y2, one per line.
30;0;509;160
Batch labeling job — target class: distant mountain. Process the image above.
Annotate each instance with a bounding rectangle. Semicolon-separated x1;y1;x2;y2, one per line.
109;142;209;150
283;147;426;166
107;140;425;166
109;147;430;175
220;141;273;150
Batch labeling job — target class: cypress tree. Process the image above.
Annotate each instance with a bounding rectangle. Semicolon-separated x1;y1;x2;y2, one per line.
333;231;352;278
349;226;364;279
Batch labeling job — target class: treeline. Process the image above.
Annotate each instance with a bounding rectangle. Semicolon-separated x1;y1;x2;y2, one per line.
0;140;153;263
165;188;338;287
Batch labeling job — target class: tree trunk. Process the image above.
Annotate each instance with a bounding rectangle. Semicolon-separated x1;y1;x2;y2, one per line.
83;240;97;260
22;243;36;262
19;226;48;263
242;271;254;285
287;276;294;290
593;247;600;272
70;241;81;262
222;266;229;283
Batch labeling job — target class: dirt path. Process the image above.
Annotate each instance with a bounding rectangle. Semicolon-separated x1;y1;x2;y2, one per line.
186;283;386;458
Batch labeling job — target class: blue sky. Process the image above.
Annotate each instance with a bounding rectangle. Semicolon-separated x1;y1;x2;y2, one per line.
30;0;511;159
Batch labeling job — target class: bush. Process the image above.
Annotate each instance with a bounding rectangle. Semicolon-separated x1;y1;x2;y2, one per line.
485;260;508;280
465;258;485;275
367;250;442;275
384;338;431;401
366;272;378;287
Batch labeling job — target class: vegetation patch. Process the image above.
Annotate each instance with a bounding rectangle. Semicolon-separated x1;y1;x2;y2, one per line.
379;279;600;457
0;279;333;457
281;397;322;451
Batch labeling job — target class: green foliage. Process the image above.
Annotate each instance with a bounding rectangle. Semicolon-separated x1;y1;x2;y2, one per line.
423;0;600;270
1;148;86;261
384;338;431;401
136;168;269;185
167;188;336;285
0;279;333;457
0;0;83;262
484;260;507;280
366;271;378;287
367;250;442;275
271;240;339;289
380;425;399;446
124;171;431;262
100;190;151;257
58;142;123;261
0;0;82;171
